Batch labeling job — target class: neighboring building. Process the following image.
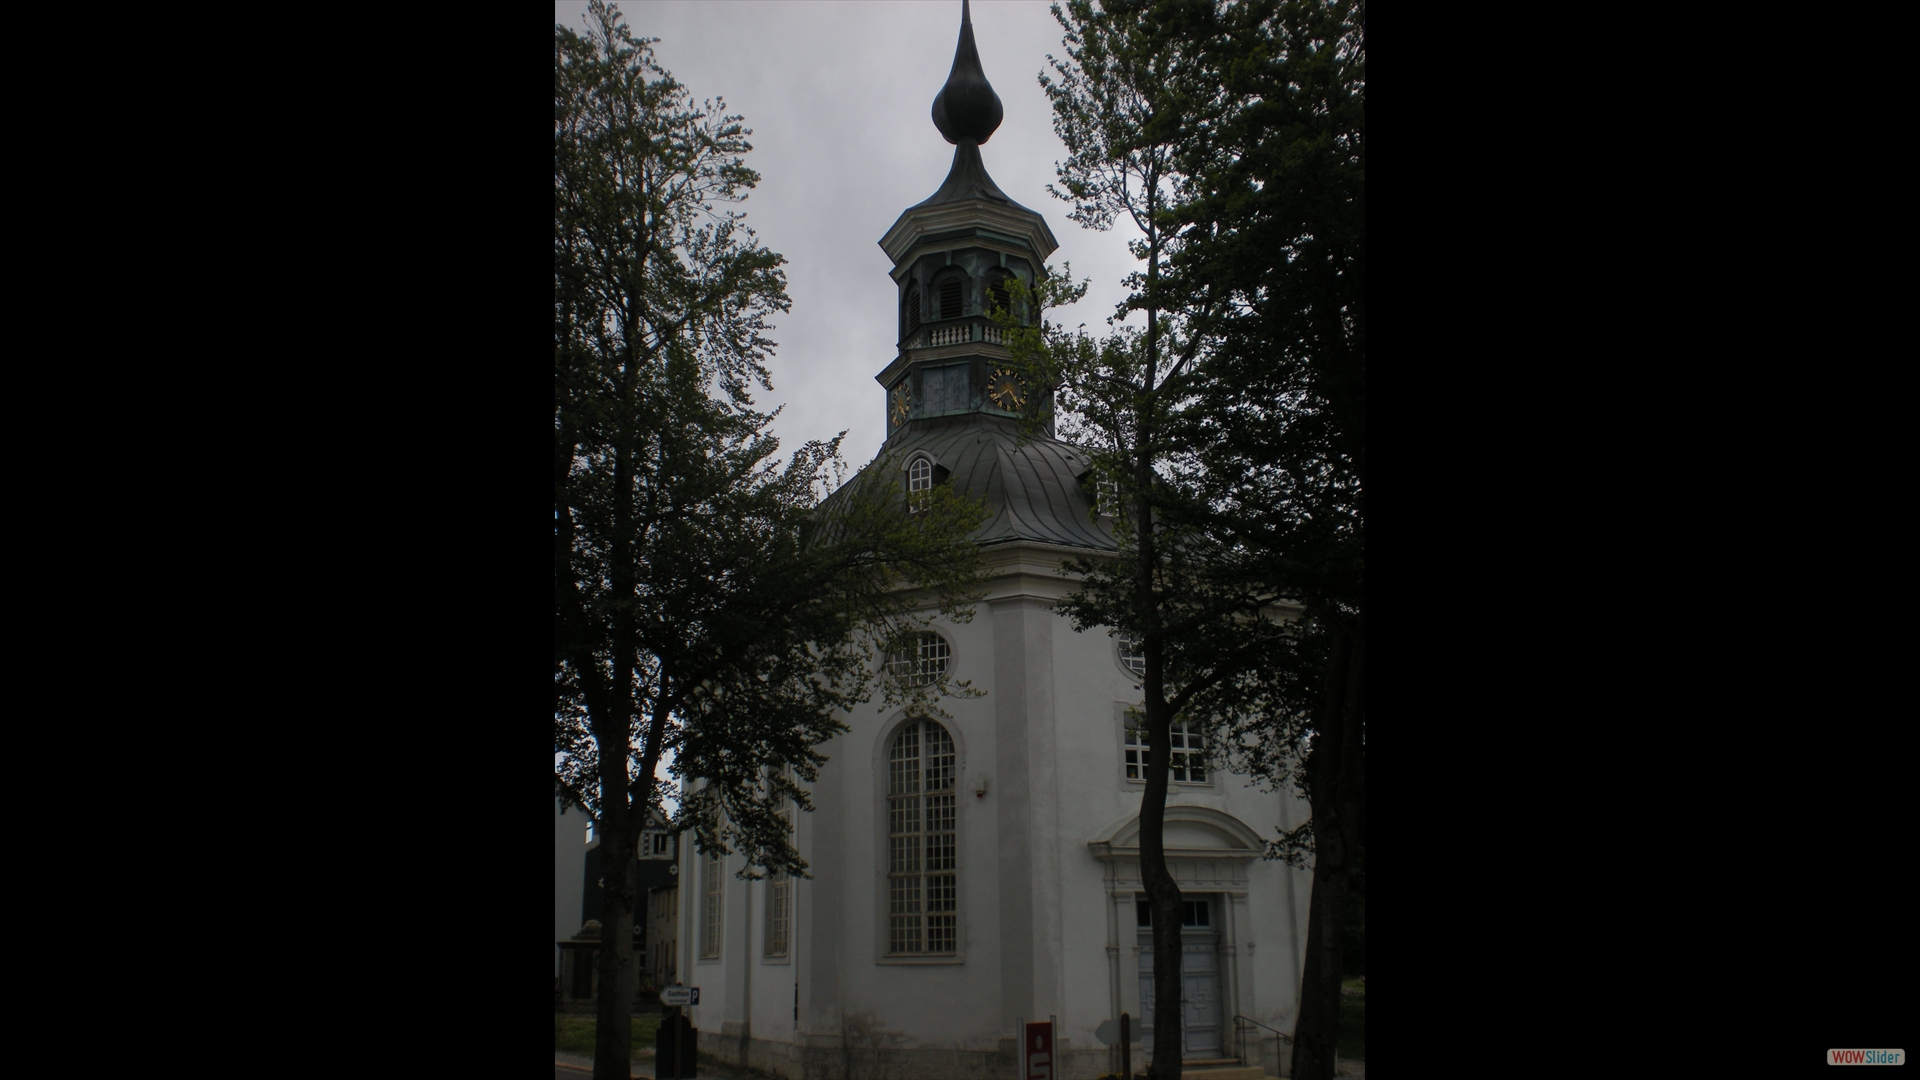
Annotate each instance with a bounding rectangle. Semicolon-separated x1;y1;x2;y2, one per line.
648;882;680;990
674;6;1312;1078
584;810;681;995
555;794;588;982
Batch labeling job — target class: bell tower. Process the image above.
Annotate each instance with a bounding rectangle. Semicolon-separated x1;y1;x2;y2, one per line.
875;0;1059;441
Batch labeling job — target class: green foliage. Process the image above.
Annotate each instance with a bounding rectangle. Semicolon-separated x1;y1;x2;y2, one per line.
1162;0;1366;621
556;0;989;885
556;11;990;1071
1003;1;1327;792
1016;7;1363;1077
1021;0;1366;837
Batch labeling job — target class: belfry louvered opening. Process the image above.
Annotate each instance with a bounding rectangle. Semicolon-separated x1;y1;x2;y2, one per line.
987;270;1016;318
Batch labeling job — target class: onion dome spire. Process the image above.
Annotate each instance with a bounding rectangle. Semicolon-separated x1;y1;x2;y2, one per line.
930;0;1004;145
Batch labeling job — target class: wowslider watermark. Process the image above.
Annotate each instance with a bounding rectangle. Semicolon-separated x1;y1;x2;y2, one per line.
1828;1049;1905;1065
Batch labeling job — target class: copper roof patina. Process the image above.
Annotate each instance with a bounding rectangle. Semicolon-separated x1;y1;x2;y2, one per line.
825;414;1116;552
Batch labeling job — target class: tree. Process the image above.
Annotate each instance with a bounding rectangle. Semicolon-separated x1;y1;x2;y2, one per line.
1005;5;1304;1077
555;6;987;1077
1014;3;1364;1077
1152;4;1364;1076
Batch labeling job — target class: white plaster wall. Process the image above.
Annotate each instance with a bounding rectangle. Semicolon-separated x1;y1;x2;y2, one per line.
1041;594;1315;1049
681;544;1314;1070
826;607;1008;1050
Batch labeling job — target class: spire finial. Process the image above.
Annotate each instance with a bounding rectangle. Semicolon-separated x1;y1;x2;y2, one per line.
931;0;1004;145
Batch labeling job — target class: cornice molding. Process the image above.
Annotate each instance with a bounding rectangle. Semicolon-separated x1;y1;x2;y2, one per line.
879;199;1058;267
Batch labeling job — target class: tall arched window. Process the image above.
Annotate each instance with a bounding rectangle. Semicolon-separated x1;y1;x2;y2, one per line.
887;718;957;954
764;804;792;958
701;849;724;958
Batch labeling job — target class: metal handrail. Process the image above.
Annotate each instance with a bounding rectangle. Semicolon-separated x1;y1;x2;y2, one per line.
1231;1015;1293;1070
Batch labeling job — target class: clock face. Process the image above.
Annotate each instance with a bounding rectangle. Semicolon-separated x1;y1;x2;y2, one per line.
891;382;912;425
988;368;1025;411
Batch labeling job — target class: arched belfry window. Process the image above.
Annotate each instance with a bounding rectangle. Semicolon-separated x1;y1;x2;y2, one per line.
904;285;922;336
987;270;1017;319
887;718;957;955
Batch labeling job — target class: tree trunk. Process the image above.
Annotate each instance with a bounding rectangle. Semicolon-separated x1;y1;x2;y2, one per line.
1137;175;1185;1080
593;702;637;1080
1290;625;1364;1080
1140;694;1185;1080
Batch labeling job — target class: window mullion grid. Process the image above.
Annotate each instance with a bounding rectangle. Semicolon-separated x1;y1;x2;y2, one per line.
887;719;958;958
888;723;923;954
925;723;956;954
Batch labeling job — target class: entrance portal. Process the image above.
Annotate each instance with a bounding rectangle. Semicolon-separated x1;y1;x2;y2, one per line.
1136;896;1223;1059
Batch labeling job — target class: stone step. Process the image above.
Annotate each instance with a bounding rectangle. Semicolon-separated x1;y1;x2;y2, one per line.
1181;1066;1268;1080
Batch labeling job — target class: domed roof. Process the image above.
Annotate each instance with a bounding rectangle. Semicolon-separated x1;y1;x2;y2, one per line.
824;415;1116;552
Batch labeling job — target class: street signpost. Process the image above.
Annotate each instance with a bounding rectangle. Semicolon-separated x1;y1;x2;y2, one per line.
657;987;700;1079
1025;1020;1054;1080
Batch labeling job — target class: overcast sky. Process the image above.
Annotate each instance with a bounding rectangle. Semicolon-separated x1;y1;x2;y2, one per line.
556;0;1145;475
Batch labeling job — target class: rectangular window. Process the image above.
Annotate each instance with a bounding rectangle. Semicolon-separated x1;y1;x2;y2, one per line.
1123;715;1209;783
1137;897;1212;927
920;363;969;414
701;851;723;959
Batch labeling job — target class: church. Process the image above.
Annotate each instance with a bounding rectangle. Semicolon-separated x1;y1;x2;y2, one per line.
674;6;1312;1077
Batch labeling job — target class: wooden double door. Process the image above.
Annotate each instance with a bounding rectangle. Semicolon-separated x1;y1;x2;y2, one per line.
1136;896;1223;1059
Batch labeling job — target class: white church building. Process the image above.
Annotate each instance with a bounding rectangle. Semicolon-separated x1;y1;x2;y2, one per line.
673;6;1311;1077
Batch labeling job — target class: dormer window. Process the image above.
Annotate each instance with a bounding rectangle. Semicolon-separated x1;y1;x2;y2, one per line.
908;455;933;512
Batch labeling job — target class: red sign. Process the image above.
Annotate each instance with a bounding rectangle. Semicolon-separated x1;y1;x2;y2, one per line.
1024;1021;1054;1080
